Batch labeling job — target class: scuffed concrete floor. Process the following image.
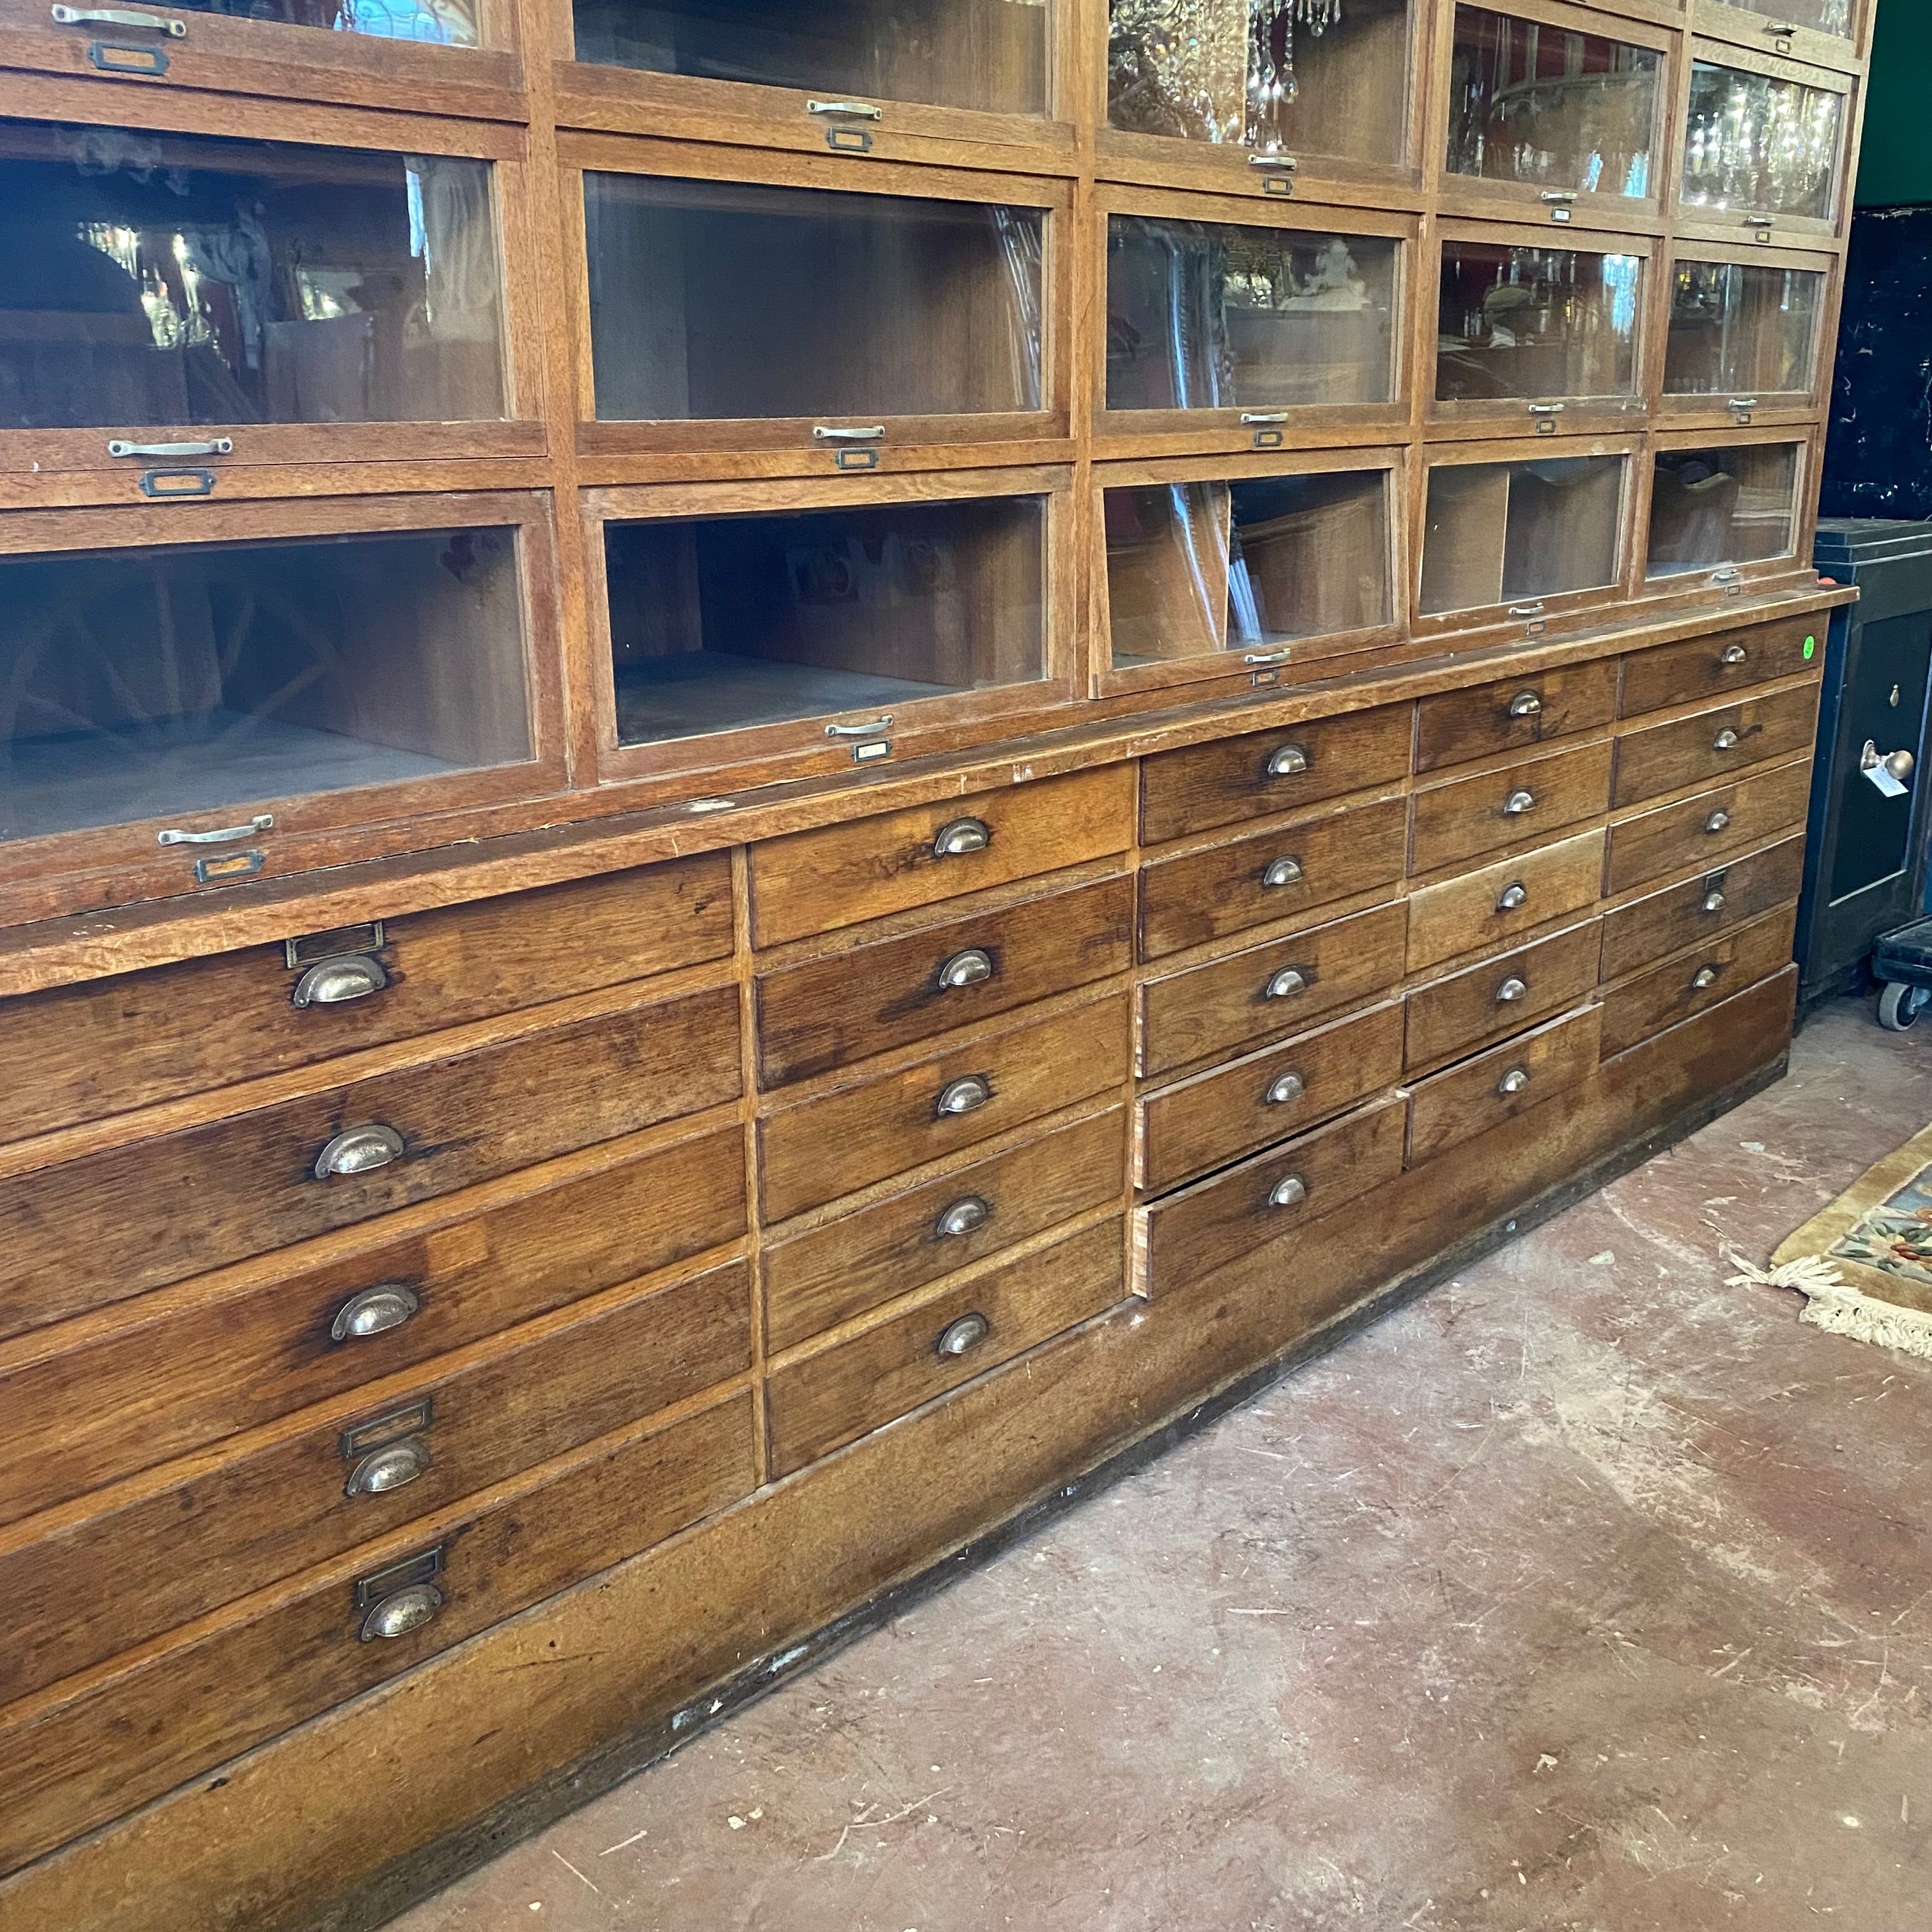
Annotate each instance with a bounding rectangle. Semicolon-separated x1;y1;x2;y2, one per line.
387;997;1931;1932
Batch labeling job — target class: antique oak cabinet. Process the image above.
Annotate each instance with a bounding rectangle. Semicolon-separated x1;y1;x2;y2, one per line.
0;1;1870;1926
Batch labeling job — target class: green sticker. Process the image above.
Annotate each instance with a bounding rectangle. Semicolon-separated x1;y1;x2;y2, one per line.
1804;636;1816;659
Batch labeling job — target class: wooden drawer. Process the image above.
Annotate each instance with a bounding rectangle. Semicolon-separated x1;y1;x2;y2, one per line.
0;1259;750;1707
763;1108;1126;1353
767;1216;1124;1478
1600;834;1805;981
758;993;1129;1222
749;767;1135;949
1414;659;1620;774
0;1391;754;1882
0;986;742;1344
1136;1094;1407;1296
1407;1004;1602;1168
1138;703;1414;846
1406;830;1606;974
1619;614;1818;717
1611;682;1820;809
756;875;1133;1088
1137;793;1407;961
1409;739;1614;876
1607;758;1811;896
0;1124;746;1530
1137;1000;1404;1195
0;856;734;1149
1139;901;1406;1080
1600;905;1798;1057
1404;920;1603;1074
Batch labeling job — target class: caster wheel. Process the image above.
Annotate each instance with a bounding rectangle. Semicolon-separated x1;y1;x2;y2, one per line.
1878;981;1928;1031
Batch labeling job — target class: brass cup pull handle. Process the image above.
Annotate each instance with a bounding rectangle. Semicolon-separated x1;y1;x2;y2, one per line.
345;1438;433;1499
1497;882;1529;912
1721;643;1749;665
1691;965;1721;990
52;4;186;31
1495;976;1529;1004
935;1075;992;1117
314;1123;406;1181
1705;809;1731;834
1264;742;1310;778
1268;1174;1308;1209
1701;889;1728;914
1713;728;1740;751
1264;1070;1305;1106
937;947;994;990
359;1583;444;1643
932;816;990;858
1503;788;1536;815
1261;855;1303;889
935;1195;990;1239
157;812;273;847
1496;1066;1531;1097
1508;691;1544;717
806;98;882;119
330;1283;420;1342
291;953;388;1009
1265;967;1307;1000
935;1312;991;1358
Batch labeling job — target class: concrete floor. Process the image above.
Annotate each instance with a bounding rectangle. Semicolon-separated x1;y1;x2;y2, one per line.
387;997;1932;1932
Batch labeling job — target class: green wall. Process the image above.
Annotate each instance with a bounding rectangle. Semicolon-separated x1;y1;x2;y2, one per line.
1855;0;1932;206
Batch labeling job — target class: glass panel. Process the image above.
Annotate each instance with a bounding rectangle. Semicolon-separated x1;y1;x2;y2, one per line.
572;0;1048;116
0;526;529;844
604;496;1046;744
1103;470;1388;667
1645;443;1798;576
1681;62;1843;220
1436;241;1641;404
168;0;480;45
1107;0;1414;170
0;123;505;433
1420;455;1622;613
1105;217;1398;412
585;176;1041;423
1445;5;1661;199
1664;259;1824;396
1708;0;1853;38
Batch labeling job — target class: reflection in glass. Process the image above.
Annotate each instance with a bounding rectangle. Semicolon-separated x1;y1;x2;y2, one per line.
1420;455;1621;613
0;123;505;432
1103;470;1388;666
604;497;1046;744
1445;5;1660;198
1646;444;1798;576
1708;0;1851;36
1106;216;1397;411
1664;260;1823;397
170;0;480;43
573;0;1048;116
585;176;1041;424
1107;0;1413;169
1436;241;1641;404
1682;63;1842;221
0;528;529;844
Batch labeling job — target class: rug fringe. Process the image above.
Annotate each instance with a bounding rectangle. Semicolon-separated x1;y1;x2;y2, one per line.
1726;1250;1932;1360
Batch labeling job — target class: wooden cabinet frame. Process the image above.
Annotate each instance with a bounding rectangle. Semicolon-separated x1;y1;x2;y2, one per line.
1690;0;1870;76
1633;420;1815;601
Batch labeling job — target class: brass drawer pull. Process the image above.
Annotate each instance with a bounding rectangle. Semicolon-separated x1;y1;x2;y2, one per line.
1496;1065;1531;1096
1540;190;1577;204
937;947;994;990
1713;728;1740;751
345;1437;433;1499
1744;216;1776;230
330;1282;420;1342
934;1075;992;1117
1508;602;1545;620
1247;153;1297;171
1503;788;1536;815
1264;967;1307;1000
1729;397;1760;413
1495;976;1528;1004
360;1583;443;1643
157;812;273;847
291;953;388;1008
1508;691;1544;717
1264;742;1310;778
935;1311;991;1358
1528;402;1565;417
1244;647;1292;666
935;1195;990;1239
1239;411;1289;426
52;4;185;30
314;1123;406;1180
1263;1070;1305;1106
825;714;893;737
1692;964;1721;990
1705;809;1732;834
1496;882;1528;912
932;816;990;857
806;98;882;119
1721;643;1749;665
108;436;229;457
1701;887;1728;914
1268;1174;1307;1208
1261;855;1303;888
812;424;886;443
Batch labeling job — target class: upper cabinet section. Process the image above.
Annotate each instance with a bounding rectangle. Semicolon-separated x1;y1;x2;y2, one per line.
1692;1;1866;75
1660;249;1829;422
1101;0;1422;200
1439;2;1669;232
1677;46;1850;245
0;0;523;118
553;0;1070;168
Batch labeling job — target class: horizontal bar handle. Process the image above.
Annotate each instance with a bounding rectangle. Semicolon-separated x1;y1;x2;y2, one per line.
1248;153;1298;171
1763;20;1802;34
157;812;272;847
1244;647;1292;666
1729;397;1760;411
52;4;184;30
1744;216;1777;228
1508;602;1545;619
1239;411;1289;425
807;98;882;119
1528;402;1565;415
1539;190;1577;204
824;715;893;737
109;437;231;458
813;424;885;441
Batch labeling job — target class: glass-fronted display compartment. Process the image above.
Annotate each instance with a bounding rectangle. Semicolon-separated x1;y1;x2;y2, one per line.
1418;448;1627;627
1660;249;1829;422
0;114;537;502
1101;0;1420;192
0;494;563;914
1692;1;1866;75
1099;197;1406;450
1431;226;1646;435
573;151;1060;474
1439;3;1669;231
1097;454;1397;693
588;472;1068;784
1643;436;1802;582
1678;49;1848;242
